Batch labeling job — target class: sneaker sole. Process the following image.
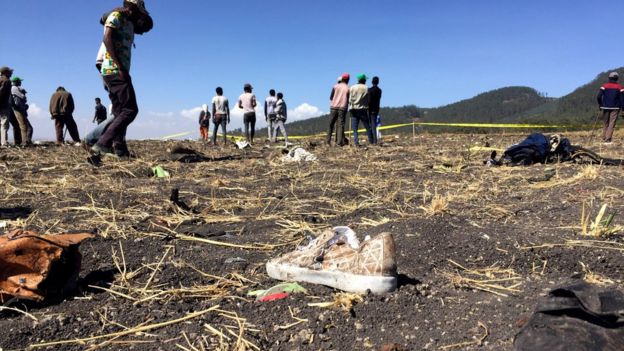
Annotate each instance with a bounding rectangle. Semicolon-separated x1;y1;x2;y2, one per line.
266;261;397;294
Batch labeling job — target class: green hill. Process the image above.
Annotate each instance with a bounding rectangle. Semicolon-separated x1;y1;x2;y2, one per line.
423;86;552;123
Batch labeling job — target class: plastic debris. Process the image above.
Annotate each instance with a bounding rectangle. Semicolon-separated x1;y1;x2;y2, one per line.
258;292;289;302
248;282;307;301
152;165;170;178
236;141;251;150
282;147;317;162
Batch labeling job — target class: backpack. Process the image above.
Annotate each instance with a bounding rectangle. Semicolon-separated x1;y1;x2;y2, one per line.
502;133;550;166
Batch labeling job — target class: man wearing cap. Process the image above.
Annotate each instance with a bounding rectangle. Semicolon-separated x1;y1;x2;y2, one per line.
368;76;382;144
0;67;14;147
10;77;33;146
349;74;374;147
238;84;257;144
92;0;152;158
327;74;350;146
597;72;624;144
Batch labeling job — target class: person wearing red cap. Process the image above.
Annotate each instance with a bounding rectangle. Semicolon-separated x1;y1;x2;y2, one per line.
327;74;350;146
91;0;152;158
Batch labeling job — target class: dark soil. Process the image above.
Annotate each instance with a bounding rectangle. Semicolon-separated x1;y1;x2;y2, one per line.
1;132;623;351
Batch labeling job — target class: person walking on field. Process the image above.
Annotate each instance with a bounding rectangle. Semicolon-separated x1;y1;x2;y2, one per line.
93;98;108;125
265;89;277;141
10;77;33;146
92;0;153;158
238;83;257;144
0;67;15;148
350;74;374;147
49;87;81;146
597;72;624;144
368;76;382;144
211;87;230;146
198;104;210;141
327;73;350;146
273;92;288;145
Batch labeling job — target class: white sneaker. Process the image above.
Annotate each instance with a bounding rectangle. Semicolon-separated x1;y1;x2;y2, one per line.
266;227;398;294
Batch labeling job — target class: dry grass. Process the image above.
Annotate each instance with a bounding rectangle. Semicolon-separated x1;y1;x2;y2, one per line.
442;260;523;297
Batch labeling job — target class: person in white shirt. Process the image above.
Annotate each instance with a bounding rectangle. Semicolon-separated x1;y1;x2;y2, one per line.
237;83;257;144
264;89;277;141
211;86;230;146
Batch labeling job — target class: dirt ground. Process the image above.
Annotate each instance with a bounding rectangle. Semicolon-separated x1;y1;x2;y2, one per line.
1;131;624;351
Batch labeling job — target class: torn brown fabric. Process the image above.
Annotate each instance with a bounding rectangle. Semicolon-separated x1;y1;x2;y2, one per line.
0;230;93;303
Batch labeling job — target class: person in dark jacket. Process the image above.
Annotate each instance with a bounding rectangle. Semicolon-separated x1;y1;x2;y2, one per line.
49;87;81;146
368;76;382;144
597;72;624;143
10;77;32;146
0;67;14;147
93;98;108;124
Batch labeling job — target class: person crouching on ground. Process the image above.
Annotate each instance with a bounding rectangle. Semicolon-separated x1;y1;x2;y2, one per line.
92;0;152;158
211;87;230;146
273;92;288;145
10;77;33;146
238;83;257;144
199;104;211;142
349;74;373;147
49;87;81;146
597;72;624;144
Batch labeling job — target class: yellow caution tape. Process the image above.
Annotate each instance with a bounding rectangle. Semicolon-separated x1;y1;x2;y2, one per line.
159;121;583;143
161;132;192;140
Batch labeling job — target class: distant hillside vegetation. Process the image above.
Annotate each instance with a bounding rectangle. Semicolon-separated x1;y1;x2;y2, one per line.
423;87;552;123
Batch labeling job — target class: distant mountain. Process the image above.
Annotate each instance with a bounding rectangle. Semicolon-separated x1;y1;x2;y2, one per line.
260;68;622;135
423;86;552;123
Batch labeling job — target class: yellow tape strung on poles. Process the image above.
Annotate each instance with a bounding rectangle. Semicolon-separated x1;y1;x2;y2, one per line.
159;121;584;142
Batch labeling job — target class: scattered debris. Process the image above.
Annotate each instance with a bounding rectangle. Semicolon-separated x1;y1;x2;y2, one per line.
514;282;624;351
248;282;307;301
0;230;93;303
151;165;170;178
236;141;251;150
0;207;32;221
282;147;317;162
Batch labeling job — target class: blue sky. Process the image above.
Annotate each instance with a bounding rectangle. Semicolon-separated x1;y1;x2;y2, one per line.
1;0;621;140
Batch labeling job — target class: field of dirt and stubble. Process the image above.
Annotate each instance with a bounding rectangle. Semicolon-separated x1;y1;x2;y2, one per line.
1;131;624;351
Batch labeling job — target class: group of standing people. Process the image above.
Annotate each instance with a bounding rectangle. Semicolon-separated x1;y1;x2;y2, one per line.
327;73;382;147
198;85;288;146
0;67;33;147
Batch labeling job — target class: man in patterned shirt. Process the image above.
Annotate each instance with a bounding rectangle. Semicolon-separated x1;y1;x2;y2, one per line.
92;0;151;158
